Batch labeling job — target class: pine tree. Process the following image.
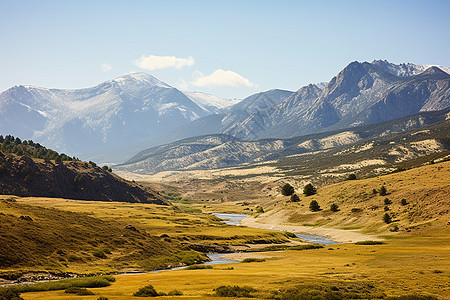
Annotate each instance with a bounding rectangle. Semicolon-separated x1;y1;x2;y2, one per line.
383;212;392;224
309;200;321;212
303;183;317;196
290;194;300;202
330;203;339;212
281;183;295;196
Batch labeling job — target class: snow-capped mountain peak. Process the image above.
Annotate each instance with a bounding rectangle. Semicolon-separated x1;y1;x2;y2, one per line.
109;72;172;89
184;91;241;114
372;59;450;77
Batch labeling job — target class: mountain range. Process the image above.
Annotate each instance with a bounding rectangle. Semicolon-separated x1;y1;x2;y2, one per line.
0;73;235;161
0;60;449;165
116;108;450;174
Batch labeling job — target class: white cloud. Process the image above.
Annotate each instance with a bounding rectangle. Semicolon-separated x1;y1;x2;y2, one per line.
101;63;112;72
134;54;194;71
191;69;254;88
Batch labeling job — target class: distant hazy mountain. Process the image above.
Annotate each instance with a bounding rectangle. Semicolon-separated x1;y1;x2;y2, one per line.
116;108;450;174
184;91;241;114
141;89;295;148
0;73;209;158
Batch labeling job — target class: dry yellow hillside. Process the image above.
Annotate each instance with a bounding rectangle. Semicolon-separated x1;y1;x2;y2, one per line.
253;160;450;236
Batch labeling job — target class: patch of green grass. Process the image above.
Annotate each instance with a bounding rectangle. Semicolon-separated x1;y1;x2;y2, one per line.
213;285;257;297
1;275;115;294
185;264;213;270
386;296;438;300
241;258;266;263
289;244;324;250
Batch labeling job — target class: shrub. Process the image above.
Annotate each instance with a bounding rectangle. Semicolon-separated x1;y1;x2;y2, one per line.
167;289;183;296
65;287;94;295
0;162;7;175
284;231;297;238
241;258;265;263
330;203;339;212
0;288;23;300
290;194;300;202
255;206;264;213
92;250;107;259
401;199;408;206
303;183;317;196
390;225;399;232
384;198;392;205
133;285;159;297
379;185;387;196
309;200;321;212
355;241;384;245
97;297;109;300
372;188;378;194
383;213;392;224
213;285;256;298
347;173;357;180
384;206;390;211
281;183;294;196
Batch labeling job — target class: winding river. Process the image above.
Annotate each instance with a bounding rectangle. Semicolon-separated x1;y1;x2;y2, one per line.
212;213;338;245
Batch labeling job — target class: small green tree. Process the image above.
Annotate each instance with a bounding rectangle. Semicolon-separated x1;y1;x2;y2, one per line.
256;206;264;213
379;185;387;196
309;200;321;212
290;194;300;202
303;183;317;196
383;212;392;224
400;199;408;206
384;198;392;205
330;203;339;212
347;173;357;180
281;183;295;196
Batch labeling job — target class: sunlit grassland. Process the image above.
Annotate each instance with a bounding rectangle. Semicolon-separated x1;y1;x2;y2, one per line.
21;227;450;299
13;196;287;243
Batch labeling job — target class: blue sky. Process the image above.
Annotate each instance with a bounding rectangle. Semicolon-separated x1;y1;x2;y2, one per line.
1;0;449;98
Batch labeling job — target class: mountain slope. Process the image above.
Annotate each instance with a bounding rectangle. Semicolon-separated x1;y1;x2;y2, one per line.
0;136;166;204
184;91;241;113
135;89;295;149
220;61;450;140
0;73;208;158
116;108;450;174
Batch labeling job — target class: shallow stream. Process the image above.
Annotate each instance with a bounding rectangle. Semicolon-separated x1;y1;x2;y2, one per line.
213;213;338;245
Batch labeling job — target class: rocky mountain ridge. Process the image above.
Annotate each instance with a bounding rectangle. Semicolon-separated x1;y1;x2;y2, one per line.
116;108;450;174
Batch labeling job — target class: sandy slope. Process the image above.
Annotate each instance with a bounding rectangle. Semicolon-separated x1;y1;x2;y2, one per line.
240;216;382;243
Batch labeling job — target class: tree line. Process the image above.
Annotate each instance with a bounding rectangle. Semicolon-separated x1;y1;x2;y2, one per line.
0;135;78;162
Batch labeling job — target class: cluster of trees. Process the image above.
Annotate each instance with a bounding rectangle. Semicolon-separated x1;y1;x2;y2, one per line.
281;183;317;198
0;135;78;162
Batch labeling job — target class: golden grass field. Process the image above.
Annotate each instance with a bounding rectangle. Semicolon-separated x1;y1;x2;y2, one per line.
20;227;450;299
2;161;449;299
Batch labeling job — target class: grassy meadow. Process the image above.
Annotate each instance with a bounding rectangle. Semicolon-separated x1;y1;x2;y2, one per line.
18;227;449;299
1;161;449;299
